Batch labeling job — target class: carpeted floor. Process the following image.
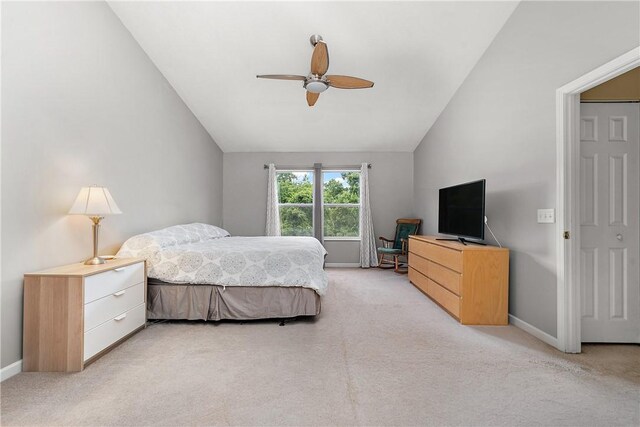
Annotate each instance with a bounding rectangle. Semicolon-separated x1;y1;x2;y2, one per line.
1;268;638;426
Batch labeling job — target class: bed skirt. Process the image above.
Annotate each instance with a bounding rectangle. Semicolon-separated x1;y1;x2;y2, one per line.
147;279;321;321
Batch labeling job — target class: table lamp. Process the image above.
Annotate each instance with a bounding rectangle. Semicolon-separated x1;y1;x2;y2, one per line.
69;186;122;265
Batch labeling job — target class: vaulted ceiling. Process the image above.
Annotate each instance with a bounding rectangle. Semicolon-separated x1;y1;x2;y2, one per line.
108;1;519;152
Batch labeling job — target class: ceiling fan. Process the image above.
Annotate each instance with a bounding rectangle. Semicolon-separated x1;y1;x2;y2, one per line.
257;35;374;107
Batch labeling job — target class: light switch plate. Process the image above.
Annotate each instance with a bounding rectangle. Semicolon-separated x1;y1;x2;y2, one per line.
537;208;555;224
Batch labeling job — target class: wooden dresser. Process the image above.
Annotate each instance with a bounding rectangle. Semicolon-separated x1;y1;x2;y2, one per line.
408;236;509;325
23;258;146;372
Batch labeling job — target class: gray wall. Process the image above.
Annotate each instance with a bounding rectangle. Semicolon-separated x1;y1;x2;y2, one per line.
413;1;639;337
223;152;414;264
1;2;223;368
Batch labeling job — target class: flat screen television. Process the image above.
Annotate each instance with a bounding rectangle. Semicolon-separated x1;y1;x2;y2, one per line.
438;179;486;242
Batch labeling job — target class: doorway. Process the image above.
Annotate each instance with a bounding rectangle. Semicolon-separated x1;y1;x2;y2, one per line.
556;46;640;353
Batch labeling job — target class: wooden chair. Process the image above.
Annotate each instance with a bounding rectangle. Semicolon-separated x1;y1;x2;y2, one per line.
377;218;422;273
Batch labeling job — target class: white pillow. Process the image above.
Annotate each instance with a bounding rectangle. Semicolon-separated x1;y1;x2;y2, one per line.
193;223;230;239
116;223;230;260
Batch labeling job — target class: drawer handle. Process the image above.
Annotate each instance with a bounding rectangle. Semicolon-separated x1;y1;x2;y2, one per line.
113;290;125;297
114;313;127;321
113;267;126;272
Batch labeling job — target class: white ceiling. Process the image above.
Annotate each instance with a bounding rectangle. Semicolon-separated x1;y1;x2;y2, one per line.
109;1;519;152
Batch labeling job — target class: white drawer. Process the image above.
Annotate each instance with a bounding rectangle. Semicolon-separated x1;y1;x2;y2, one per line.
84;282;145;332
83;303;145;361
84;262;144;304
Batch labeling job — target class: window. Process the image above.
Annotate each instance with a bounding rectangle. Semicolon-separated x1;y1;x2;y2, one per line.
277;171;314;236
323;171;360;239
275;168;361;239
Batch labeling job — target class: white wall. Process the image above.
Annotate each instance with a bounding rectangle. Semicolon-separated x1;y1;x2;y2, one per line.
413;1;639;337
1;2;223;368
223;152;414;264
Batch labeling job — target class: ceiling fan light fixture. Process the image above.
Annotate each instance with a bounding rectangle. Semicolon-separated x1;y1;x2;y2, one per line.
257;35;374;106
305;80;328;93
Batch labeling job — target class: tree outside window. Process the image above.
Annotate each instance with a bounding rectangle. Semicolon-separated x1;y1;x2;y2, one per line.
323;171;360;238
277;171;314;236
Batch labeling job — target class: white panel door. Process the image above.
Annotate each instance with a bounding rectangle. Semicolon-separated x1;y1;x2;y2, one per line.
580;103;639;343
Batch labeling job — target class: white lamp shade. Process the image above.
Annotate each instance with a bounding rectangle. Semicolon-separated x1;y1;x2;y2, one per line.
69;186;122;216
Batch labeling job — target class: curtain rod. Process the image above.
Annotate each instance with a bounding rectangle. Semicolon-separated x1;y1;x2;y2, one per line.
263;163;372;170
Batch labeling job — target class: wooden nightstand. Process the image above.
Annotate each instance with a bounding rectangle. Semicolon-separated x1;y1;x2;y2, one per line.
23;258;147;372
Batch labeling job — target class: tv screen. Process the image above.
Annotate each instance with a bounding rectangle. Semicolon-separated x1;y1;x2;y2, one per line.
438;179;486;240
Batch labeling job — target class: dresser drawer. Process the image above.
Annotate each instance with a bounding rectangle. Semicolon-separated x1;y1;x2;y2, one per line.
84;282;145;332
409;266;460;318
427;279;460;318
408;252;430;275
84;303;145;361
84;262;144;304
410;238;463;272
409;267;429;295
409;253;462;296
426;260;461;296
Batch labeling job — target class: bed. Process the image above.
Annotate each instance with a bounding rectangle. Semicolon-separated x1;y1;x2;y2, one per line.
116;223;328;321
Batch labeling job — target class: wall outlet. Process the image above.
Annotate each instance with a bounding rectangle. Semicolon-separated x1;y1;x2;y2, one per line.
537;208;555;224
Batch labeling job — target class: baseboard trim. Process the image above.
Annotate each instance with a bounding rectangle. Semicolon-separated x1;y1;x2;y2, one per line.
325;263;361;268
1;359;22;382
509;315;559;349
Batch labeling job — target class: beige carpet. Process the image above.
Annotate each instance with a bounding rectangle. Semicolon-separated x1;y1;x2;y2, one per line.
1;268;638;426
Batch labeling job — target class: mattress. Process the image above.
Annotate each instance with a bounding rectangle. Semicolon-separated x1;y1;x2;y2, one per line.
147;278;321;321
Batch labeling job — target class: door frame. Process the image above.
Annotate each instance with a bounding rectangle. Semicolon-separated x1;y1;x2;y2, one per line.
556;46;640;353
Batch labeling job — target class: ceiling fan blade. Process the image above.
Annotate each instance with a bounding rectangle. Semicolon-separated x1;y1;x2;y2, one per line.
306;91;320;107
310;41;329;76
326;75;374;89
256;74;306;81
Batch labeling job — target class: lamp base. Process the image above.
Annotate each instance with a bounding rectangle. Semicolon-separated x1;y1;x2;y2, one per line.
85;216;106;265
84;256;106;265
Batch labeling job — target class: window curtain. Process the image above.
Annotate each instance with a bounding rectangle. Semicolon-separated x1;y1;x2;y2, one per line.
313;163;324;246
359;163;378;267
265;163;281;236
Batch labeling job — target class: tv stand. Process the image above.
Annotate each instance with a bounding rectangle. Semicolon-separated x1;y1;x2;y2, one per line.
408;236;509;325
436;237;486;246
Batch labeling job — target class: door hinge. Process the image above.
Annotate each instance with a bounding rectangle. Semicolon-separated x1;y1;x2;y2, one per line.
563;231;570;240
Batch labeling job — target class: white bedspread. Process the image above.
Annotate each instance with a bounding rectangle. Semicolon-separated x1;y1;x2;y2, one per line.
116;224;329;295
